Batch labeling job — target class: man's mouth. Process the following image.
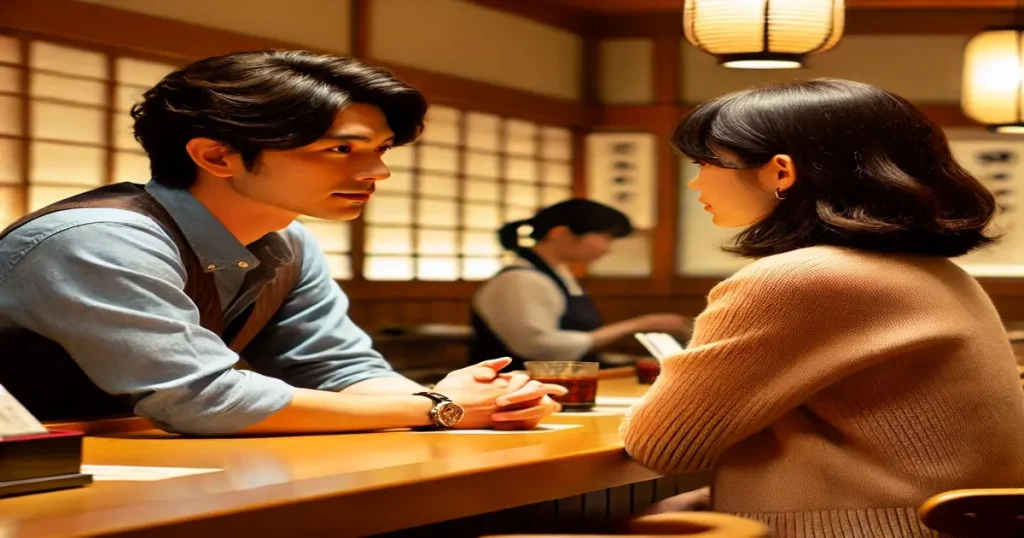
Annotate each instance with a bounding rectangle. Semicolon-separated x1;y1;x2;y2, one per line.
334;193;371;201
333;188;374;202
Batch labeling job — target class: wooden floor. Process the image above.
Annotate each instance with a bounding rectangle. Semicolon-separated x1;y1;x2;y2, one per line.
0;374;699;537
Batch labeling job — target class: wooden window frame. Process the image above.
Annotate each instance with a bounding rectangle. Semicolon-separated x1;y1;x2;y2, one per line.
0;30;183;219
362;111;574;284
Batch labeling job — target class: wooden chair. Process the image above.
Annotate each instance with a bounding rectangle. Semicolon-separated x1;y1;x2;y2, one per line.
919;488;1024;537
483;512;770;538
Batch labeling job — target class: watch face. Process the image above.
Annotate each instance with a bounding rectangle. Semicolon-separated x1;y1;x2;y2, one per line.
435;402;464;427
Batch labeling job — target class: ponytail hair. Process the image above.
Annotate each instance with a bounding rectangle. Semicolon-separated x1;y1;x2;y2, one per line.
497;219;533;253
495;199;633;254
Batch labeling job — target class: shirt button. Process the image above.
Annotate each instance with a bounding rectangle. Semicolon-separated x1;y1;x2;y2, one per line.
206;264;216;271
237;261;250;269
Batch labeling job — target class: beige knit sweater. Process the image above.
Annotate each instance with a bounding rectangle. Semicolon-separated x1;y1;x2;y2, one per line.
620;246;1024;537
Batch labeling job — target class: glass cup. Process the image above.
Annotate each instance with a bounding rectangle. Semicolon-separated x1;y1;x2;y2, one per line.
635;358;661;384
524;361;600;412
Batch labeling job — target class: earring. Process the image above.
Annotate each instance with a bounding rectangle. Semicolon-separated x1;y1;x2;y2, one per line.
775;188;786;201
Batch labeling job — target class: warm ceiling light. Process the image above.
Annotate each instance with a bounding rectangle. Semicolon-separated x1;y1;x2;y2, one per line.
962;27;1024;133
683;0;845;69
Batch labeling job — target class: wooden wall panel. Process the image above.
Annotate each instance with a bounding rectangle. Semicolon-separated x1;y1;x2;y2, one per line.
349;299;471;327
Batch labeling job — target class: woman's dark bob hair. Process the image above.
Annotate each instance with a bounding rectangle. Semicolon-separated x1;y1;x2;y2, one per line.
674;78;996;258
132;50;427;188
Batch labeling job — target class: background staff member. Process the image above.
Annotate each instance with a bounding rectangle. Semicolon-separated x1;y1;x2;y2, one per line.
470;199;691;371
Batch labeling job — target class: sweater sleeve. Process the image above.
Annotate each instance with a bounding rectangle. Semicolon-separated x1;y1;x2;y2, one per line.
619;253;886;474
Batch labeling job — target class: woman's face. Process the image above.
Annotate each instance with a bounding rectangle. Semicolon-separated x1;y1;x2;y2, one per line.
545;227;614;263
687;149;796;228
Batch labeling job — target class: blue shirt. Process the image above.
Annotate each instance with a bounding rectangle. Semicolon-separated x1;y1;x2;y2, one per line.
0;182;403;435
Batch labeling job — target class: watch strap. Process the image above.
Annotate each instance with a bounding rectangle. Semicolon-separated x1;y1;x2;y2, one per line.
413;391;452;404
413;392;453;430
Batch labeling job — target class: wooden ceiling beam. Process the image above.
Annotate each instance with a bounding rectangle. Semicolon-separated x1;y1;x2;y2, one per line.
468;0;592;34
518;0;1017;13
588;9;1016;39
846;8;1016;34
469;1;1019;38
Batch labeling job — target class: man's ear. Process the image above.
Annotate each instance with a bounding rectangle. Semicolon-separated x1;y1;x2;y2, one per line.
185;138;242;178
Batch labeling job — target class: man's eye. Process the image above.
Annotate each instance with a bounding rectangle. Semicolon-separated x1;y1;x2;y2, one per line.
331;146;352;154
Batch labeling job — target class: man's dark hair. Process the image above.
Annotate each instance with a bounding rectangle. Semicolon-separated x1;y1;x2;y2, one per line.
132;50;427;188
673;78;996;258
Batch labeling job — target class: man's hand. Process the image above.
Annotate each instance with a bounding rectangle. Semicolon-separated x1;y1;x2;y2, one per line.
491;396;562;430
433;358;567;429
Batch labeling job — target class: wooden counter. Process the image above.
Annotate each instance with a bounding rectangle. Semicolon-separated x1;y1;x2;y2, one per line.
0;375;663;538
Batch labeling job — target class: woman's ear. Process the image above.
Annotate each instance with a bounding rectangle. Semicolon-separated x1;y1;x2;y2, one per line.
759;154;797;197
546;225;573;241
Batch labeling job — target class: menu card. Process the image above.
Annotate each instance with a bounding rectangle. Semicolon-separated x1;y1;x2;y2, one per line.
0;384;48;439
634;332;685;361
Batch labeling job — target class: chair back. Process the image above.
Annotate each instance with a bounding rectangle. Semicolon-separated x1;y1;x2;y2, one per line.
919;488;1024;537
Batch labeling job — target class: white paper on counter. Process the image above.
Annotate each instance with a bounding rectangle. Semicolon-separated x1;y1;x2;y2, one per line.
81;465;223;481
408;424;581;434
595;396;643;407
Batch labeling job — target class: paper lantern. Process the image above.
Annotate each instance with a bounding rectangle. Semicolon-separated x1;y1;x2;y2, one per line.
962;28;1024;133
683;0;845;69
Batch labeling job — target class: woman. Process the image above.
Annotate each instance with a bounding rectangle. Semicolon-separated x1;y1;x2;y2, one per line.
470;199;689;371
620;79;1024;537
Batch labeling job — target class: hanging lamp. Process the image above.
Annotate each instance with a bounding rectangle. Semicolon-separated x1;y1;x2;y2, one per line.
683;0;845;69
962;1;1024;134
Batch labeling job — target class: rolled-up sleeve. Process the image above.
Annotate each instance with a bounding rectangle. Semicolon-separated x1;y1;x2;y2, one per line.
240;223;405;392
0;218;294;435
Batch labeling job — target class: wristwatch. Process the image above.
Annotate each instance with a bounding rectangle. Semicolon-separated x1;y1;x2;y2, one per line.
413;392;464;430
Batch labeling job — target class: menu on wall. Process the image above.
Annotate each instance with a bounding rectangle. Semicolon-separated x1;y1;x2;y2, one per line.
584;132;657;277
584;133;657;229
947;130;1024;276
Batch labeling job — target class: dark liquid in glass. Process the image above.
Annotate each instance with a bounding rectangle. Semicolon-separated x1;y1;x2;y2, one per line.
636;358;660;384
535;376;598;411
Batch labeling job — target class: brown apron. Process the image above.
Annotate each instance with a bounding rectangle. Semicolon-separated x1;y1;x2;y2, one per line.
0;183;300;421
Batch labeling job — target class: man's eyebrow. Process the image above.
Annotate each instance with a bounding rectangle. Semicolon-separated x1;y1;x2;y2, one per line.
321;134;396;143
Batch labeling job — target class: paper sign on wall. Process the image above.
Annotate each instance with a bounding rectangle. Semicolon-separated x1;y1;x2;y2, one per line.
585;132;657;229
948;132;1024;274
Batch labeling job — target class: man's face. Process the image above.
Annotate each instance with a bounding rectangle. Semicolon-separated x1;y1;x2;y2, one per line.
225;103;394;221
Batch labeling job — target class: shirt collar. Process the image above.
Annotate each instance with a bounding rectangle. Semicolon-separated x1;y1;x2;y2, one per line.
144;181;259;273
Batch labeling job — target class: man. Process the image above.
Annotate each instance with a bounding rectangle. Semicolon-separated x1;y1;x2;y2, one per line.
0;50;563;436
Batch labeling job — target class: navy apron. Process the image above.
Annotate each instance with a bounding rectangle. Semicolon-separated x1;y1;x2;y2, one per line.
469;249;604;371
